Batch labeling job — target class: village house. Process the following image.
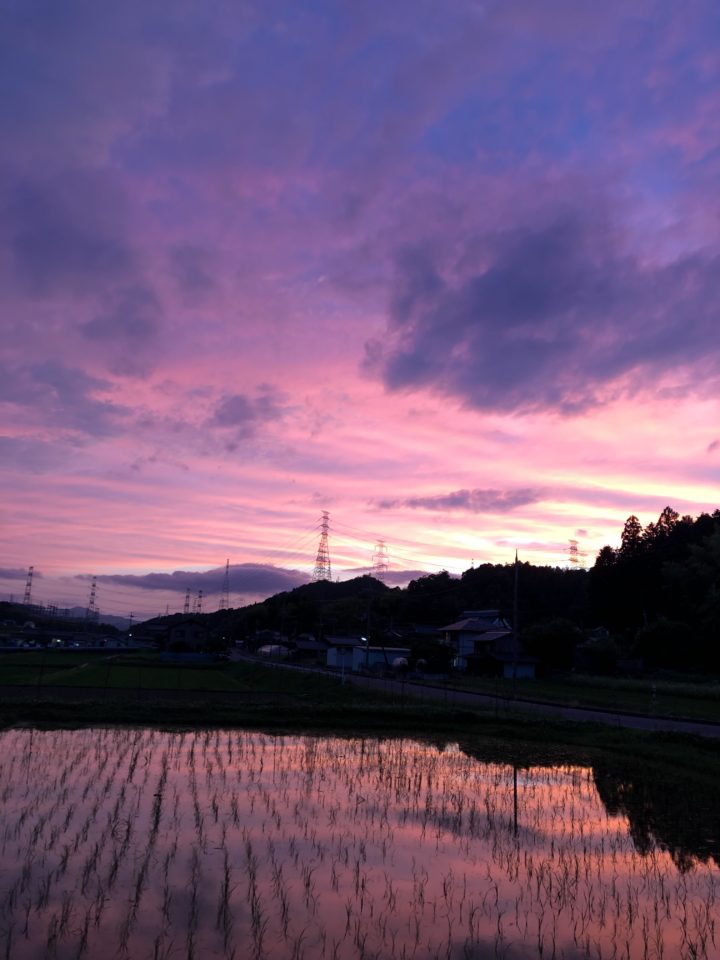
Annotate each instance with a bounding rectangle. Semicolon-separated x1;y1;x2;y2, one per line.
166;617;209;652
441;610;536;678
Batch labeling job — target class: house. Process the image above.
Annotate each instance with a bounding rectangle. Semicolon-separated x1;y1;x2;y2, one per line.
326;637;359;670
441;610;536;678
130;622;169;647
351;645;411;673
167;618;209;652
290;634;328;663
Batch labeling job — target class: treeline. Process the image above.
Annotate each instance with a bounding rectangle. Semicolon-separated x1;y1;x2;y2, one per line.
589;507;720;671
159;505;720;674
202;565;590;643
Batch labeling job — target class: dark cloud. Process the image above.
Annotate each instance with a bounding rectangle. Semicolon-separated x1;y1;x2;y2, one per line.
84;564;307;596
0;361;127;437
210;389;285;439
169;245;217;301
81;285;163;376
3;173;134;296
0;567;41;580
0;436;72;473
374;488;542;512
368;210;720;415
82;285;160;342
79;281;164;377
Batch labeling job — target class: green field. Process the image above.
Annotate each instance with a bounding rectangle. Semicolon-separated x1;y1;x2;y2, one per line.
3;651;720;724
0;652;367;704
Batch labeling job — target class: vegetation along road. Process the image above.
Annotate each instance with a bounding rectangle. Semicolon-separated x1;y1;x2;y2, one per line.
248;656;720;739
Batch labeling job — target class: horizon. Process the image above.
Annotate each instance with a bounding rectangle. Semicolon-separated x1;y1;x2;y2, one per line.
0;544;549;621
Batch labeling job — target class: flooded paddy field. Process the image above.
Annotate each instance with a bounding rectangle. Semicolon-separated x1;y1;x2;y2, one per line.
0;728;717;959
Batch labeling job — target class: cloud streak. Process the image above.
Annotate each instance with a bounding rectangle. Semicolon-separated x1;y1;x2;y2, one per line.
83;564;308;597
0;567;39;581
375;488;543;513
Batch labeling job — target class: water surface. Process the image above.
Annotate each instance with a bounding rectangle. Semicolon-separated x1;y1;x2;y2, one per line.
0;728;717;958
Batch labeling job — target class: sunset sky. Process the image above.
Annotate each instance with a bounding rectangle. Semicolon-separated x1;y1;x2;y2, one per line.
2;1;720;620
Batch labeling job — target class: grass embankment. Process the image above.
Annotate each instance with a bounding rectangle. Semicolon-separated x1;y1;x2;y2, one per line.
453;672;720;722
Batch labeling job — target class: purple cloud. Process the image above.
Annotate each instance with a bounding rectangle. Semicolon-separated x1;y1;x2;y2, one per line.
0;437;75;474
169;246;217;302
209;389;286;441
367;207;720;414
0;361;128;438
0;567;41;580
2;173;134;297
374;488;542;513
81;285;163;376
83;564;307;596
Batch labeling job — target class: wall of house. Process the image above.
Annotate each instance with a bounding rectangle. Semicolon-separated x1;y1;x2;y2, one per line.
502;662;535;679
351;647;410;672
327;647;354;669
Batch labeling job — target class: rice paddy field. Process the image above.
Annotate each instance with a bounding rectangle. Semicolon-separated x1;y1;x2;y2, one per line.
0;727;717;959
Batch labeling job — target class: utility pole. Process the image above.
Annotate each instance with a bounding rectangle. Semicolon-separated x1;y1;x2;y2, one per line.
512;550;519;697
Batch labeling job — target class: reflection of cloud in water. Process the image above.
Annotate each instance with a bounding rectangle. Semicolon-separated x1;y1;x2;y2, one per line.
0;729;717;960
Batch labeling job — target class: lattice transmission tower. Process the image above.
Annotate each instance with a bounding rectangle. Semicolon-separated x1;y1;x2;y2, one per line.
312;511;332;582
568;539;587;569
372;540;389;582
23;566;34;605
183;589;191;615
219;559;230;611
86;576;98;621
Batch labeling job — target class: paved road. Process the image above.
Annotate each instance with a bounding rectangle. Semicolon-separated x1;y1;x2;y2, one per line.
351;673;720;739
242;655;720;740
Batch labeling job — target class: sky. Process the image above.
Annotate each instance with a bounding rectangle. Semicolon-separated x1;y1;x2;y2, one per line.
2;0;720;621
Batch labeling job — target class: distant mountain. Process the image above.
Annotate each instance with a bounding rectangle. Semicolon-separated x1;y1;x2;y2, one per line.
0;601;128;633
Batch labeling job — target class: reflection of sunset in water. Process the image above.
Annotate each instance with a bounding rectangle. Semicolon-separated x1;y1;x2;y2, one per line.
0;729;716;959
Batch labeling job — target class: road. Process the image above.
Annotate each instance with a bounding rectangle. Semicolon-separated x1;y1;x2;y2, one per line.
354;673;720;739
244;655;720;740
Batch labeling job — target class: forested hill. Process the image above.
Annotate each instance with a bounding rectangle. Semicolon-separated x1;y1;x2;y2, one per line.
147;506;720;673
589;507;720;669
